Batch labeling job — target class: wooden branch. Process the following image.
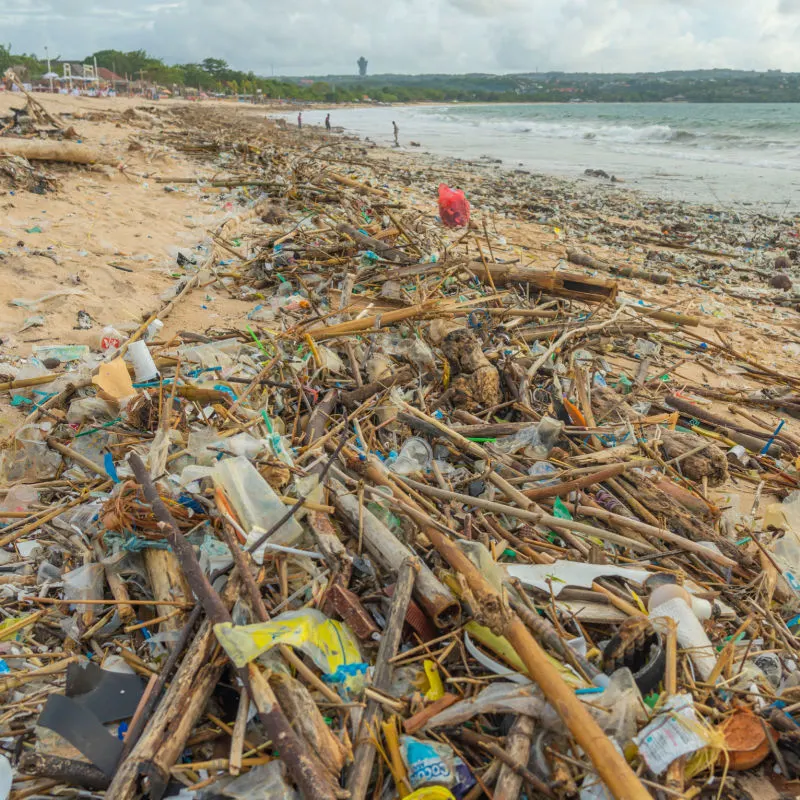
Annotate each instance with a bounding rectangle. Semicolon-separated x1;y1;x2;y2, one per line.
0;138;113;164
346;559;417;800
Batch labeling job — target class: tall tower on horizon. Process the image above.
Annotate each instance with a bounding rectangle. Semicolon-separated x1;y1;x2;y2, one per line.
358;56;368;77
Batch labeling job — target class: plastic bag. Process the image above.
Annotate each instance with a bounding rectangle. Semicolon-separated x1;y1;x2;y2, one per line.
437;184;470;229
222;760;298;800
425;681;556;730
494;416;564;457
62;562;105;613
214;609;367;692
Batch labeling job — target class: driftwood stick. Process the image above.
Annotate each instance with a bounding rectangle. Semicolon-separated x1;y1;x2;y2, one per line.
493;716;539;800
346;558;417;800
19;753;110;791
128;453;338;800
521;462;627;501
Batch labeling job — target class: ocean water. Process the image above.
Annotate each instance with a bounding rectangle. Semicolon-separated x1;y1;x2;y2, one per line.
314;103;800;212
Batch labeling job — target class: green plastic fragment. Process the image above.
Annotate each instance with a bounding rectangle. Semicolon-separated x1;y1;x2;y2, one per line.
552;497;573;520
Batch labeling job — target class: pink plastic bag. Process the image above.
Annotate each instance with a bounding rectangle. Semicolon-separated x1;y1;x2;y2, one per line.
438;184;470;228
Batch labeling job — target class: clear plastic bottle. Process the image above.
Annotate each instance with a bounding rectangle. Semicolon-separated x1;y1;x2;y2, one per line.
212;456;302;559
388;437;433;476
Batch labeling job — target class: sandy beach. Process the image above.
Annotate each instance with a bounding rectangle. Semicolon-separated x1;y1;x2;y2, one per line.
2;93;799;450
4;92;800;798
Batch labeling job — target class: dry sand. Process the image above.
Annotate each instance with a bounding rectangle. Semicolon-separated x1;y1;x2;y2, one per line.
0;94;273;357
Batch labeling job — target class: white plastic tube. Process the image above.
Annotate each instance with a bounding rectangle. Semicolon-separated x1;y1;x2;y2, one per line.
127;340;159;383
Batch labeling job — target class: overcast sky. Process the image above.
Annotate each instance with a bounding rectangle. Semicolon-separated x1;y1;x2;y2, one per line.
6;0;800;75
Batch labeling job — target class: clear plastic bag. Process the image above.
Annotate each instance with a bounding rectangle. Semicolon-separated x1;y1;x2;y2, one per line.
494;417;564;457
528;461;559;486
62;562;105;613
425;682;556;730
588;668;646;744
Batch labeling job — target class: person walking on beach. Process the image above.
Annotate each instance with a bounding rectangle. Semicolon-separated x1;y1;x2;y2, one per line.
325;113;331;133
297;112;302;130
392;120;399;147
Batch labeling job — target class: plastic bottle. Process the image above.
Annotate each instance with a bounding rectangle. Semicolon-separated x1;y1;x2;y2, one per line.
144;318;164;342
212;456;302;558
98;326;124;352
127;340;159;383
388;437;433;476
648;584;716;681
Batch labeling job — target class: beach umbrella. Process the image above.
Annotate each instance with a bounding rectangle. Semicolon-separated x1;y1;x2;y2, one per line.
43;72;58;79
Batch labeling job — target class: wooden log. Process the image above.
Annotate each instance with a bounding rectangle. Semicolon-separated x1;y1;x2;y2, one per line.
567;249;671;285
269;673;348;778
0;138;114;165
19;753;110;791
143;549;191;636
474;263;617;303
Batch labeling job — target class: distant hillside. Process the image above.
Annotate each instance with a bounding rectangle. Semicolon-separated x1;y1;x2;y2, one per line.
3;45;799;103
293;69;800;103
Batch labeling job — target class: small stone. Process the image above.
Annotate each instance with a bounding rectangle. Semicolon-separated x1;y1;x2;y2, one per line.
774;255;791;272
770;273;793;291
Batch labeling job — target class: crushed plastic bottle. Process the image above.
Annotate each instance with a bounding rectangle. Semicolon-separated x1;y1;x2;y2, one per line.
388;437;433;476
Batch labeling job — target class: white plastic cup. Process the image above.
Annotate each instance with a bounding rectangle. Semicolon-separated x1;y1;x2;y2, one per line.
128;340;159;383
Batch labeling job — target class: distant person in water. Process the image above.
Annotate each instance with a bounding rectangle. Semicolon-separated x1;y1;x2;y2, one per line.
297;112;302;129
325;113;331;132
393;120;399;146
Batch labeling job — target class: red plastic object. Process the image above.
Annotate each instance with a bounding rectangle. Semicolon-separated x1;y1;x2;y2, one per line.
438;183;470;228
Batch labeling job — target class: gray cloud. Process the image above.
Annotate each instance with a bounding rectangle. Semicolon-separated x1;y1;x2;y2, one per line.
4;0;800;74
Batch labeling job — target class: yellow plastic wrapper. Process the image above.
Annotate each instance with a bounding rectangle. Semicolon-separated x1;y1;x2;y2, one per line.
214;609;367;691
